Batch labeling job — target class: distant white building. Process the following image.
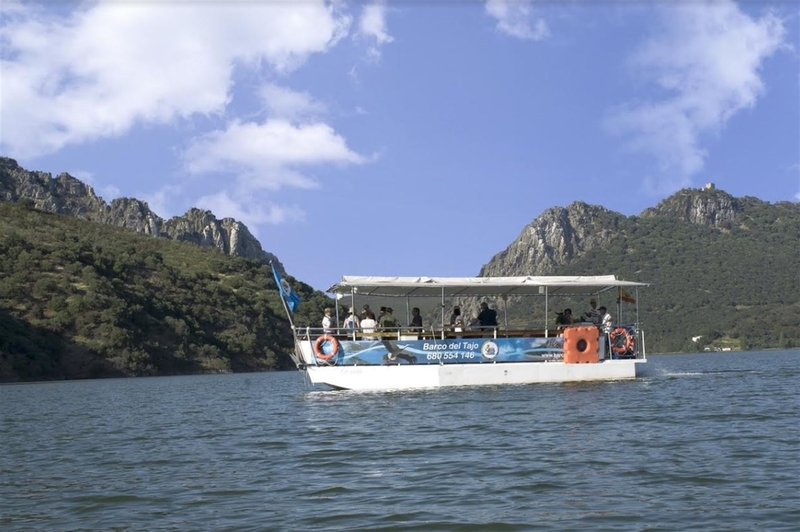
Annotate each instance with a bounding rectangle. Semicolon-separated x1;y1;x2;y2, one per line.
703;183;715;190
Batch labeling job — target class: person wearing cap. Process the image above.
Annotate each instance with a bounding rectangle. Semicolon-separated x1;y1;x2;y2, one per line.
379;306;399;331
582;298;601;325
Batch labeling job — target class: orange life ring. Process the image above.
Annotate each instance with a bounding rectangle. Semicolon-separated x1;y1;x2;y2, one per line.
563;325;599;364
609;327;635;355
313;335;339;361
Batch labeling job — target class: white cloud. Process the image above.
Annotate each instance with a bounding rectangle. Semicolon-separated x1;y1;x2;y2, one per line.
183;119;365;186
0;0;351;157
357;1;394;59
259;83;327;122
606;1;787;192
485;0;550;41
196;190;305;230
181;115;369;225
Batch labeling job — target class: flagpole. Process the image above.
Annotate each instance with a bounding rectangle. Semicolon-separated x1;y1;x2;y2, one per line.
270;261;304;369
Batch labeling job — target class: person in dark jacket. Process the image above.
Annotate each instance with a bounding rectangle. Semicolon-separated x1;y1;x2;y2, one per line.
474;302;498;329
409;307;423;332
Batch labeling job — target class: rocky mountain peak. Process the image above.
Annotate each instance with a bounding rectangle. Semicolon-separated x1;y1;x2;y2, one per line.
639;185;749;229
479;201;625;277
0;157;283;269
161;208;270;261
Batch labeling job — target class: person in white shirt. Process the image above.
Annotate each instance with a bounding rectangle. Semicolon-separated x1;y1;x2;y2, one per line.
322;307;333;334
360;316;377;334
598;306;613;333
582;298;601;325
450;306;464;332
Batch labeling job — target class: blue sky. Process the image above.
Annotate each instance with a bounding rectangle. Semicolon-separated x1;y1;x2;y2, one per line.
1;0;798;291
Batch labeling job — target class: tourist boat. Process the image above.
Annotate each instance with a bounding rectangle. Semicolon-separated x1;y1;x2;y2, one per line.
289;275;648;391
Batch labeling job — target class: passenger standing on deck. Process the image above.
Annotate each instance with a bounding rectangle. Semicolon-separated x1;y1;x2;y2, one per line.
598;306;613;333
582;298;601;325
361;304;376;321
360;314;377;334
473;302;498;329
322;308;333;334
450;306;464;332
379;307;399;332
343;307;360;331
410;307;423;332
555;308;575;330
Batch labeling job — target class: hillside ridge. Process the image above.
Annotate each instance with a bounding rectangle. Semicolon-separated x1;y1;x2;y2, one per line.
0;157;283;270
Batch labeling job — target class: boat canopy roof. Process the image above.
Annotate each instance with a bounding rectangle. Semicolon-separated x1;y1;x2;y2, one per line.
327;275;648;298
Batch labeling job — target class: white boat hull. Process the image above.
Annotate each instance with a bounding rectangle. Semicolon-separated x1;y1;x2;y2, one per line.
306;359;643;391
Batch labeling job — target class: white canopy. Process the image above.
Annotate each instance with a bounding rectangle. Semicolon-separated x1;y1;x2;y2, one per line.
327;275;648;298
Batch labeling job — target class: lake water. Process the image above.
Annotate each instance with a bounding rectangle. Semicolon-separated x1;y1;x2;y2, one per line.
2;350;799;531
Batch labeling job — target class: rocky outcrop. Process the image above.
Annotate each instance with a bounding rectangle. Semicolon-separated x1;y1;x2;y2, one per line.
640;187;750;229
162;208;269;261
479;202;626;277
0;158;107;216
92;197;161;235
0;157;282;268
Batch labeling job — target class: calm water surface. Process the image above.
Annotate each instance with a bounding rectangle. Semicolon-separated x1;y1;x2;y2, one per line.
2;351;799;531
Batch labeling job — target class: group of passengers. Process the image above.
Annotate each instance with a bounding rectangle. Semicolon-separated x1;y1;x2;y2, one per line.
555;298;612;333
331;304;423;334
329;298;615;336
449;303;498;332
326;302;499;335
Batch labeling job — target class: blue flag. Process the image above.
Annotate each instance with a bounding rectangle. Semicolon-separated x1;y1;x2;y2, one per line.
271;263;300;313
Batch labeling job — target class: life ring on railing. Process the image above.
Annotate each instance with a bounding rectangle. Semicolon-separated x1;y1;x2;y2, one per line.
609;327;635;356
313;335;339;361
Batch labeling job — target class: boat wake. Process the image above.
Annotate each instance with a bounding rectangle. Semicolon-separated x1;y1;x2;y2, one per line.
644;367;760;380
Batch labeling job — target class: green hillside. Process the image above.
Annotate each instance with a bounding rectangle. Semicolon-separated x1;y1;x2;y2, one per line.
0;201;332;382
541;200;800;352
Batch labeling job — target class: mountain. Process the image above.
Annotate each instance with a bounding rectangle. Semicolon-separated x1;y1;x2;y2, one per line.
0;157;283;269
0;200;334;382
471;184;800;352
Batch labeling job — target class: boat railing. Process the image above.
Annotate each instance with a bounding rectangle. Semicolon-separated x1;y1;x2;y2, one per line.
296;326;422;341
295;325;566;341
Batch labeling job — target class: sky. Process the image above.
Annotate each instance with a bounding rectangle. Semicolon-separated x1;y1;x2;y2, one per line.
1;0;798;292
